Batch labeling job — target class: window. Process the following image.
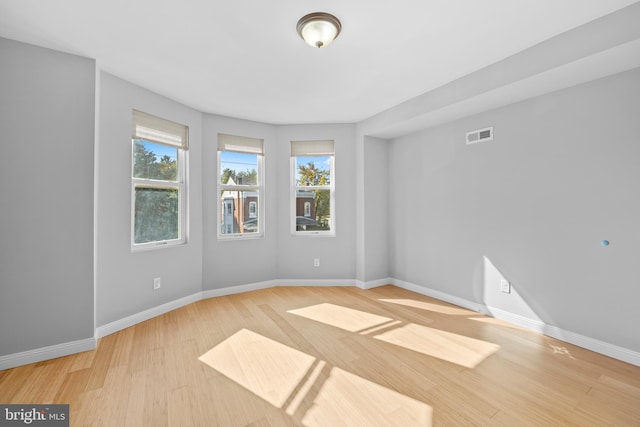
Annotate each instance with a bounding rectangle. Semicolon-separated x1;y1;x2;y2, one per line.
131;110;188;250
291;140;334;235
218;134;264;238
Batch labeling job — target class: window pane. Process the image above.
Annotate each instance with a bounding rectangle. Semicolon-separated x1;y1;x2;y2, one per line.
296;155;331;186
220;151;258;185
133;139;178;181
134;187;179;243
295;189;331;231
220;190;260;234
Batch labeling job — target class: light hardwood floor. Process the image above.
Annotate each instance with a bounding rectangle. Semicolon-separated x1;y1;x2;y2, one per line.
1;285;639;426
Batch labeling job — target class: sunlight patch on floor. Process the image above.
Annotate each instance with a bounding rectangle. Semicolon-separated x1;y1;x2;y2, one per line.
289;303;500;368
199;328;433;425
302;366;432;427
550;344;576;359
379;298;475;316
358;320;403;335
288;303;393;332
198;328;315;407
285;360;327;416
374;323;500;368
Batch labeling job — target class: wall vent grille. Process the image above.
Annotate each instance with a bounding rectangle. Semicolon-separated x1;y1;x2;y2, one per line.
466;127;493;145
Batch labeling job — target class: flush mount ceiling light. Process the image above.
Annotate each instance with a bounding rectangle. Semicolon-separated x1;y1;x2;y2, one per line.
296;12;342;48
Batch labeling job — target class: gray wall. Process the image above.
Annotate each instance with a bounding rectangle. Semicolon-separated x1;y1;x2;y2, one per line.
96;72;203;327
275;124;357;280
0;38;95;356
361;136;389;283
202;114;278;289
387;68;640;352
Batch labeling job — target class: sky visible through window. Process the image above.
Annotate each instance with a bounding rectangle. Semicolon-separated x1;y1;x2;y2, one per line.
220;151;257;176
137;140;177;161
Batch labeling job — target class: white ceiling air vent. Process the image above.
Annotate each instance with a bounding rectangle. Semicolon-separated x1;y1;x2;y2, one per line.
466;127;493;145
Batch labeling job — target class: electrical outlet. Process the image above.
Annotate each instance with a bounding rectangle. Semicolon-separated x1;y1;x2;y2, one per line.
500;279;510;294
153;277;161;290
314;258;320;268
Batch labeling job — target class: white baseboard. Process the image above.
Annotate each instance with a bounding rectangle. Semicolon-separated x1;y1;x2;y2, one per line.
0;337;96;371
278;279;356;287
356;277;393;290
95;291;203;339
202;279;356;298
97;279;355;340
202;280;276;299
541;322;640;367
391;278;489;315
484;306;547;333
4;278;638;370
392;278;640;367
487;305;640;366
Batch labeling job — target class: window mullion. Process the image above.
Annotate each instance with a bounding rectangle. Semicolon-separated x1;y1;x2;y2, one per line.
295;185;328;191
134;179;182;188
220;185;259;192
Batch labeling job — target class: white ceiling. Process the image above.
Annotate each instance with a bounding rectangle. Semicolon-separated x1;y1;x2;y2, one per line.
0;1;637;125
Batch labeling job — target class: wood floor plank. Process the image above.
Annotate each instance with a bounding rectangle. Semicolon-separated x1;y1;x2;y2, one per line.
110;326;135;368
84;333;117;392
0;364;36;402
124;368;147;427
167;386;193;427
55;368;92;404
9;363;65;404
1;285;639;426
68;347;97;373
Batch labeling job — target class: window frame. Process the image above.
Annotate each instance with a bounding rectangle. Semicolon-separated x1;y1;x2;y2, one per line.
130;110;188;252
290;140;335;237
217;134;265;240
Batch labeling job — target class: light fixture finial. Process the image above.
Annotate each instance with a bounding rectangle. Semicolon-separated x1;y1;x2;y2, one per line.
296;12;342;49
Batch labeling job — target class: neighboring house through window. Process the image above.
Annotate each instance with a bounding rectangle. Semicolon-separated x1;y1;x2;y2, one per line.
131;110;188;250
218;134;264;238
290;140;335;235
